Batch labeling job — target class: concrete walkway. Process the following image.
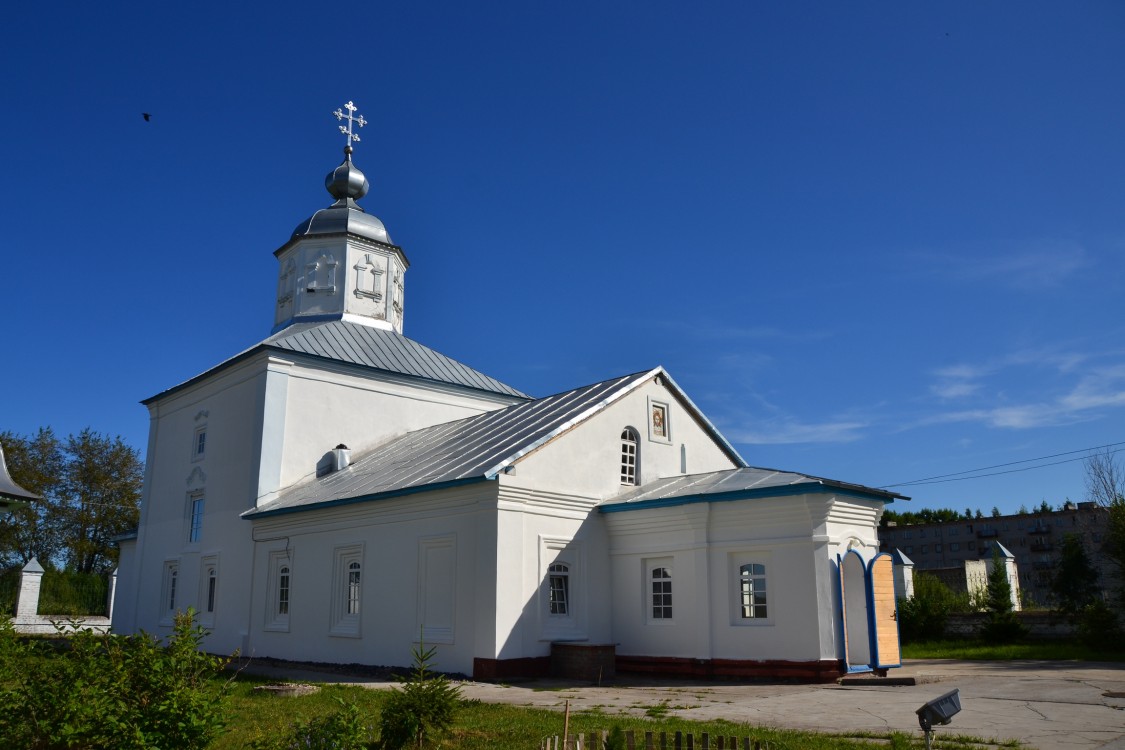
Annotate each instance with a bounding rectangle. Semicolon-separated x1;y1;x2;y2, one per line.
236;659;1125;750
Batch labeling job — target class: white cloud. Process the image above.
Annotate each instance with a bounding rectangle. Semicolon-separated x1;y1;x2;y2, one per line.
921;365;1125;430
909;240;1092;291
726;418;868;445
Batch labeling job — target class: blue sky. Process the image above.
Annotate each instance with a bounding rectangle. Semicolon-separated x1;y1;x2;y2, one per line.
2;1;1123;514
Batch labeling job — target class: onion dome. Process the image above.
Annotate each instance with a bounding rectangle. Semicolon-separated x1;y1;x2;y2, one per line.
291;146;392;245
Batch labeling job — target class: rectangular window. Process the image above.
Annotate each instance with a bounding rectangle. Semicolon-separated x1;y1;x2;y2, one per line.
331;545;363;637
265;550;292;632
920;545;928;554
967;541;976;550
651;565;672;619
160;561;180;624
188;494;204;543
935;544;942;553
192;426;206;461
950;528;959;537
950;542;960;551
548;563;570;616
738;563;767;619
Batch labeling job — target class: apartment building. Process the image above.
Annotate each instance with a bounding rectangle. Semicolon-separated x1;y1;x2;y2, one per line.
878;502;1114;606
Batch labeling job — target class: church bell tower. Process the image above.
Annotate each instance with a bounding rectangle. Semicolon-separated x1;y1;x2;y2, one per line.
273;101;409;334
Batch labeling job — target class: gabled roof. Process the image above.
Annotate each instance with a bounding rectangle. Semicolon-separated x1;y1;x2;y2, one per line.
599;466;906;513
244;367;745;519
144;319;529;404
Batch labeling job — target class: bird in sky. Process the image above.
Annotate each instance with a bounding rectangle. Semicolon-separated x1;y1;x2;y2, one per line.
142;113;152;122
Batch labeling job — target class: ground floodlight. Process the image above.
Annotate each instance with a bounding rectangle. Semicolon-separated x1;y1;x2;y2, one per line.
916;689;962;731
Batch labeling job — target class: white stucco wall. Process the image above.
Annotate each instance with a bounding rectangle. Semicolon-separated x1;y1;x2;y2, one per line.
604;492;891;665
117;345;518;658
511;378;739;500
491;483;612;662
245;481;498;676
269;357;518;497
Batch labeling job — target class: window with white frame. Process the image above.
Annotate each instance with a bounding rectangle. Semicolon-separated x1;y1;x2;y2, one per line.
738;562;767;619
346;561;361;615
198;556;219;627
161;561;180;623
279;566;290;615
330;545;363;637
548;563;570;616
187;493;204;543
650;565;672;619
206;568;217;612
192;426;207;462
265;551;292;632
620;428;639;485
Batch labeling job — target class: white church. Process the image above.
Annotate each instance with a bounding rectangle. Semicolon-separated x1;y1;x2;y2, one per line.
113;104;904;682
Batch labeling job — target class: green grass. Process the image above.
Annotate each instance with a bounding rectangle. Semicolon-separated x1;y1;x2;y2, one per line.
902;639;1125;661
214;675;1021;750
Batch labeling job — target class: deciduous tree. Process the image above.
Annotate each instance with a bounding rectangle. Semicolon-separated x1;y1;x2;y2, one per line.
0;428;141;573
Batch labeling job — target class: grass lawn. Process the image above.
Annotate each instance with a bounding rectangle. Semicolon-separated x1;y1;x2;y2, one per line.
901;639;1125;661
215;676;1020;750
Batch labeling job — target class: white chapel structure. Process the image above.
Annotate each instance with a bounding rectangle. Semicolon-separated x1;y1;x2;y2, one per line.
113;103;904;681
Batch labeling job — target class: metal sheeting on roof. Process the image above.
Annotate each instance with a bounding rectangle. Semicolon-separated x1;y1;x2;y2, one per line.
265;321;529;398
144;319;530;404
245;370;654;517
0;443;40;502
600;466;905;511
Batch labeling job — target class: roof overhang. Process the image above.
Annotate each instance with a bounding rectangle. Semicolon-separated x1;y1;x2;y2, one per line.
599;480;906;514
242;475;495;520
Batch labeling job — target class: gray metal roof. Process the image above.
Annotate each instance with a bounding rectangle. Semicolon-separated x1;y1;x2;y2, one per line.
144;319;529;404
0;443;40;502
599;466;906;513
244;369;668;518
264;321;529;398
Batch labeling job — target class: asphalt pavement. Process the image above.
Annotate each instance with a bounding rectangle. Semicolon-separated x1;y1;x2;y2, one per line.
237;659;1125;750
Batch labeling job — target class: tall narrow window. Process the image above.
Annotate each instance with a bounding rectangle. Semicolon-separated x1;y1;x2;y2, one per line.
192;426;207;461
278;565;290;616
331;546;363;637
206;568;217;613
548;563;570;615
346;561;361;615
188;495;205;543
620;428;639;485
651;567;672;619
168;567;178;611
739;563;767;619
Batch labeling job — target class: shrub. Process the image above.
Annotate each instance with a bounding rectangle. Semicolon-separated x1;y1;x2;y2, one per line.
897;573;960;642
378;638;462;750
251;697;371;750
0;609;232;749
1077;600;1124;651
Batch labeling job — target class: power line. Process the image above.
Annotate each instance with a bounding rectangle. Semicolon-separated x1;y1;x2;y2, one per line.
879;441;1125;489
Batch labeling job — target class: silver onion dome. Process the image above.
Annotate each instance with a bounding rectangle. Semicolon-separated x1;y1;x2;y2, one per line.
326;145;370;201
291;146;392;245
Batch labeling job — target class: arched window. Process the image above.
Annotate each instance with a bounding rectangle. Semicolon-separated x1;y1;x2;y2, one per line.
347;561;362;615
206;568;217;613
739;563;767;619
278;565;290;616
620;428;639;485
548;562;570;615
168;567;178;611
651;567;672;619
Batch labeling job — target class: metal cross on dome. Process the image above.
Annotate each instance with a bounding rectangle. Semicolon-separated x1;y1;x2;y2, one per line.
333;101;367;148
